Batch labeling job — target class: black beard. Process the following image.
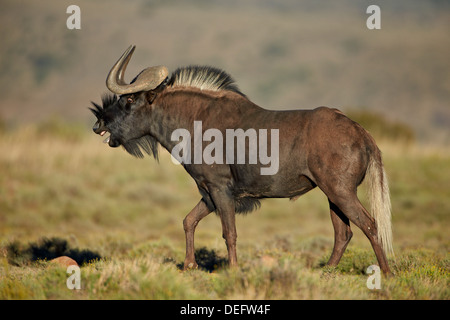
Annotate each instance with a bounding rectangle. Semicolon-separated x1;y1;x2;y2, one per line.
122;135;159;160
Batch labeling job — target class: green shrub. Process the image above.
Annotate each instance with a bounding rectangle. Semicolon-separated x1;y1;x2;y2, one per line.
347;110;415;143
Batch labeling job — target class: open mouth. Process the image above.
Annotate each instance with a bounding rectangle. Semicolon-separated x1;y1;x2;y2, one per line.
100;130;111;144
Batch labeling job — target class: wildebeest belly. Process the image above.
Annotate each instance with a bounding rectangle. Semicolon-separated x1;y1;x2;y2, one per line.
232;169;316;200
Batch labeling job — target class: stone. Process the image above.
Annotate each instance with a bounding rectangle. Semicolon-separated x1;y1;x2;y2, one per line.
50;256;79;268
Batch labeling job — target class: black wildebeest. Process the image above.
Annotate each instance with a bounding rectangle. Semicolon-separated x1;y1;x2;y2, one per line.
91;45;393;274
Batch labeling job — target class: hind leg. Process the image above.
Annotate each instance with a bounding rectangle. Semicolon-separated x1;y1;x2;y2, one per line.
327;199;353;266
328;192;391;274
209;186;238;268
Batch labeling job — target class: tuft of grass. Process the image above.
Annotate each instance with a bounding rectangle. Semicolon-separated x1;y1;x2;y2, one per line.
318;248;378;275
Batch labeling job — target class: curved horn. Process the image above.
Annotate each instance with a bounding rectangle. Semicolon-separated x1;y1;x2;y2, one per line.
106;45;169;95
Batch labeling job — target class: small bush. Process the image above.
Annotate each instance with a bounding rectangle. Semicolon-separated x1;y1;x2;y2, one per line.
35;116;86;142
194;247;228;272
6;237;101;266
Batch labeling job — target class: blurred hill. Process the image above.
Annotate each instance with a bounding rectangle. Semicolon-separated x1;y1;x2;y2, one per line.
0;0;449;144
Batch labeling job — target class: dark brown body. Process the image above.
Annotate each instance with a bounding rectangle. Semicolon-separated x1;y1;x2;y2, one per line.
158;88;370;205
150;87;391;273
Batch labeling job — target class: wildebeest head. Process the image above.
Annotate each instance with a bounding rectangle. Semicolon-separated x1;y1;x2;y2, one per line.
90;45;168;159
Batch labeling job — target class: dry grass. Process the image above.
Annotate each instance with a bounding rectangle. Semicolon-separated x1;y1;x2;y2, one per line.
0;119;448;299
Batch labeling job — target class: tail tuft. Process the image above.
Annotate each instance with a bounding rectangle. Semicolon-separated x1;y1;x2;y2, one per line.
366;156;394;257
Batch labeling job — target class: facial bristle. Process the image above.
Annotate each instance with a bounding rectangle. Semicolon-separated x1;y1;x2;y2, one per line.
101;93;117;108
89;102;103;119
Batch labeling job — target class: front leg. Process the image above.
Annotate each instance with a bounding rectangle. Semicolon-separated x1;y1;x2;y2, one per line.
183;199;211;270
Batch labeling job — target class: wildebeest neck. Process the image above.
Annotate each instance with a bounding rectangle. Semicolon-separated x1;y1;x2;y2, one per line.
149;88;261;154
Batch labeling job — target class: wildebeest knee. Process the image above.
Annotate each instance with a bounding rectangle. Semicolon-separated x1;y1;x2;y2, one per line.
345;230;353;243
183;217;197;233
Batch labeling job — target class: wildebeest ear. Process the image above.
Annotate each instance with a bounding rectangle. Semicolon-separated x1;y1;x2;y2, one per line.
146;76;169;104
146;91;158;104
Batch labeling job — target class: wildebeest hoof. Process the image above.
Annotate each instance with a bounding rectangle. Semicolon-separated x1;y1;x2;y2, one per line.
183;262;198;270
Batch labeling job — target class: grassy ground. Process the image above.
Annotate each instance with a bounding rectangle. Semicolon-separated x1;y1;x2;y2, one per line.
0;120;449;299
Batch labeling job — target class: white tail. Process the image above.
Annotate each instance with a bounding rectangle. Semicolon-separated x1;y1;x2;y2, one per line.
366;156;394;257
